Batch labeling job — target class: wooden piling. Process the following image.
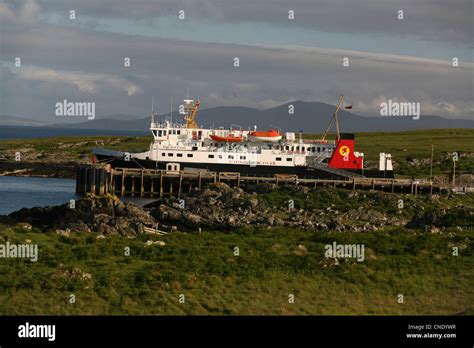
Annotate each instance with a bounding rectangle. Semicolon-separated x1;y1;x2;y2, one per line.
87;167;95;194
178;172;183;198
159;171;163;198
76;166;87;194
110;168;115;194
121;169;126;196
97;168;105;195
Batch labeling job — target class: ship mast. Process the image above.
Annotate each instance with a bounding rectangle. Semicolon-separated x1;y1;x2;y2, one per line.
183;98;200;128
320;95;343;141
151;96;157;124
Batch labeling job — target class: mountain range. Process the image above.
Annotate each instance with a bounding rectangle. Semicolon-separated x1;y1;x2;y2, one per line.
2;101;473;133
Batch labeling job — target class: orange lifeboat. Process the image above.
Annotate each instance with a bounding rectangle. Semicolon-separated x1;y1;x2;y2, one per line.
210;134;243;143
248;129;282;142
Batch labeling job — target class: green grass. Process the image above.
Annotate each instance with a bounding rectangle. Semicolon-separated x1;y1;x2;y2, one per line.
305;129;474;177
355;129;474;177
0;223;472;315
0;136;152;162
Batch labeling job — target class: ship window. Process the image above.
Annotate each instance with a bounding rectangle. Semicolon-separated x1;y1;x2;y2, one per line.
168;153;173;157
291;146;294;151
218;155;223;159
317;147;321;153
312;147;315;152
161;153;166;156
285;146;289;150
229;155;234;159
177;153;183;157
177;130;181;135
240;156;246;160
276;157;282;161
296;146;300;151
163;130;167;136
187;154;193;158
286;158;292;161
208;154;214;158
158;130;162;137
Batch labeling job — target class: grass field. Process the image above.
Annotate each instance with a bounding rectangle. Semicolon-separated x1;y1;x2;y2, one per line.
306;128;474;177
0;225;472;315
0;189;472;315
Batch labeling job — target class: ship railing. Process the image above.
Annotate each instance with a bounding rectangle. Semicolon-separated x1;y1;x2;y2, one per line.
150;122;188;129
282;150;316;155
306;153;330;165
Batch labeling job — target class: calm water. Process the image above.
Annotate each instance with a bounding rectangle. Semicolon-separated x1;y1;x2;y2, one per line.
0;176;156;215
0;176;78;215
0;126;147;140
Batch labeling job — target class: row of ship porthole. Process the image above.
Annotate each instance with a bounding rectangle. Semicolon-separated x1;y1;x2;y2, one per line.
160;152;294;162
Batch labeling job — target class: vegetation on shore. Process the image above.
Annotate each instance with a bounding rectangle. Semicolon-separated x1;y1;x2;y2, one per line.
0;224;472;315
0;186;472;315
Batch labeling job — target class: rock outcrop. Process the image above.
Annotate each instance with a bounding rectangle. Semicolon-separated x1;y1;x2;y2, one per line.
9;194;156;236
7;182;468;235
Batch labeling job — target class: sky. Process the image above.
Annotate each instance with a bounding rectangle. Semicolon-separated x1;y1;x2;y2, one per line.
0;0;473;123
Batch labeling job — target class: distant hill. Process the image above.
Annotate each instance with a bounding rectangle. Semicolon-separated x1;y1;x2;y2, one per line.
6;101;474;132
0;115;47;127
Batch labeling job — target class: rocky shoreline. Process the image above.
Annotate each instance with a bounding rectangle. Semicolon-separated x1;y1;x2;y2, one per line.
3;182;472;236
0;161;77;178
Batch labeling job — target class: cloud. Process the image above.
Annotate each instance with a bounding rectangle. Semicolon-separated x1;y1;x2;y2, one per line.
13;66;141;96
0;1;472;120
0;0;40;23
34;0;473;44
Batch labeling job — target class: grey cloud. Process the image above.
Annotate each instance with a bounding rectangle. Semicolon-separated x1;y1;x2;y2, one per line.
0;2;472;121
28;0;474;44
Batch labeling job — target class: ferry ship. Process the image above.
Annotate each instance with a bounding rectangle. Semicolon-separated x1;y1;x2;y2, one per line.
93;96;394;179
